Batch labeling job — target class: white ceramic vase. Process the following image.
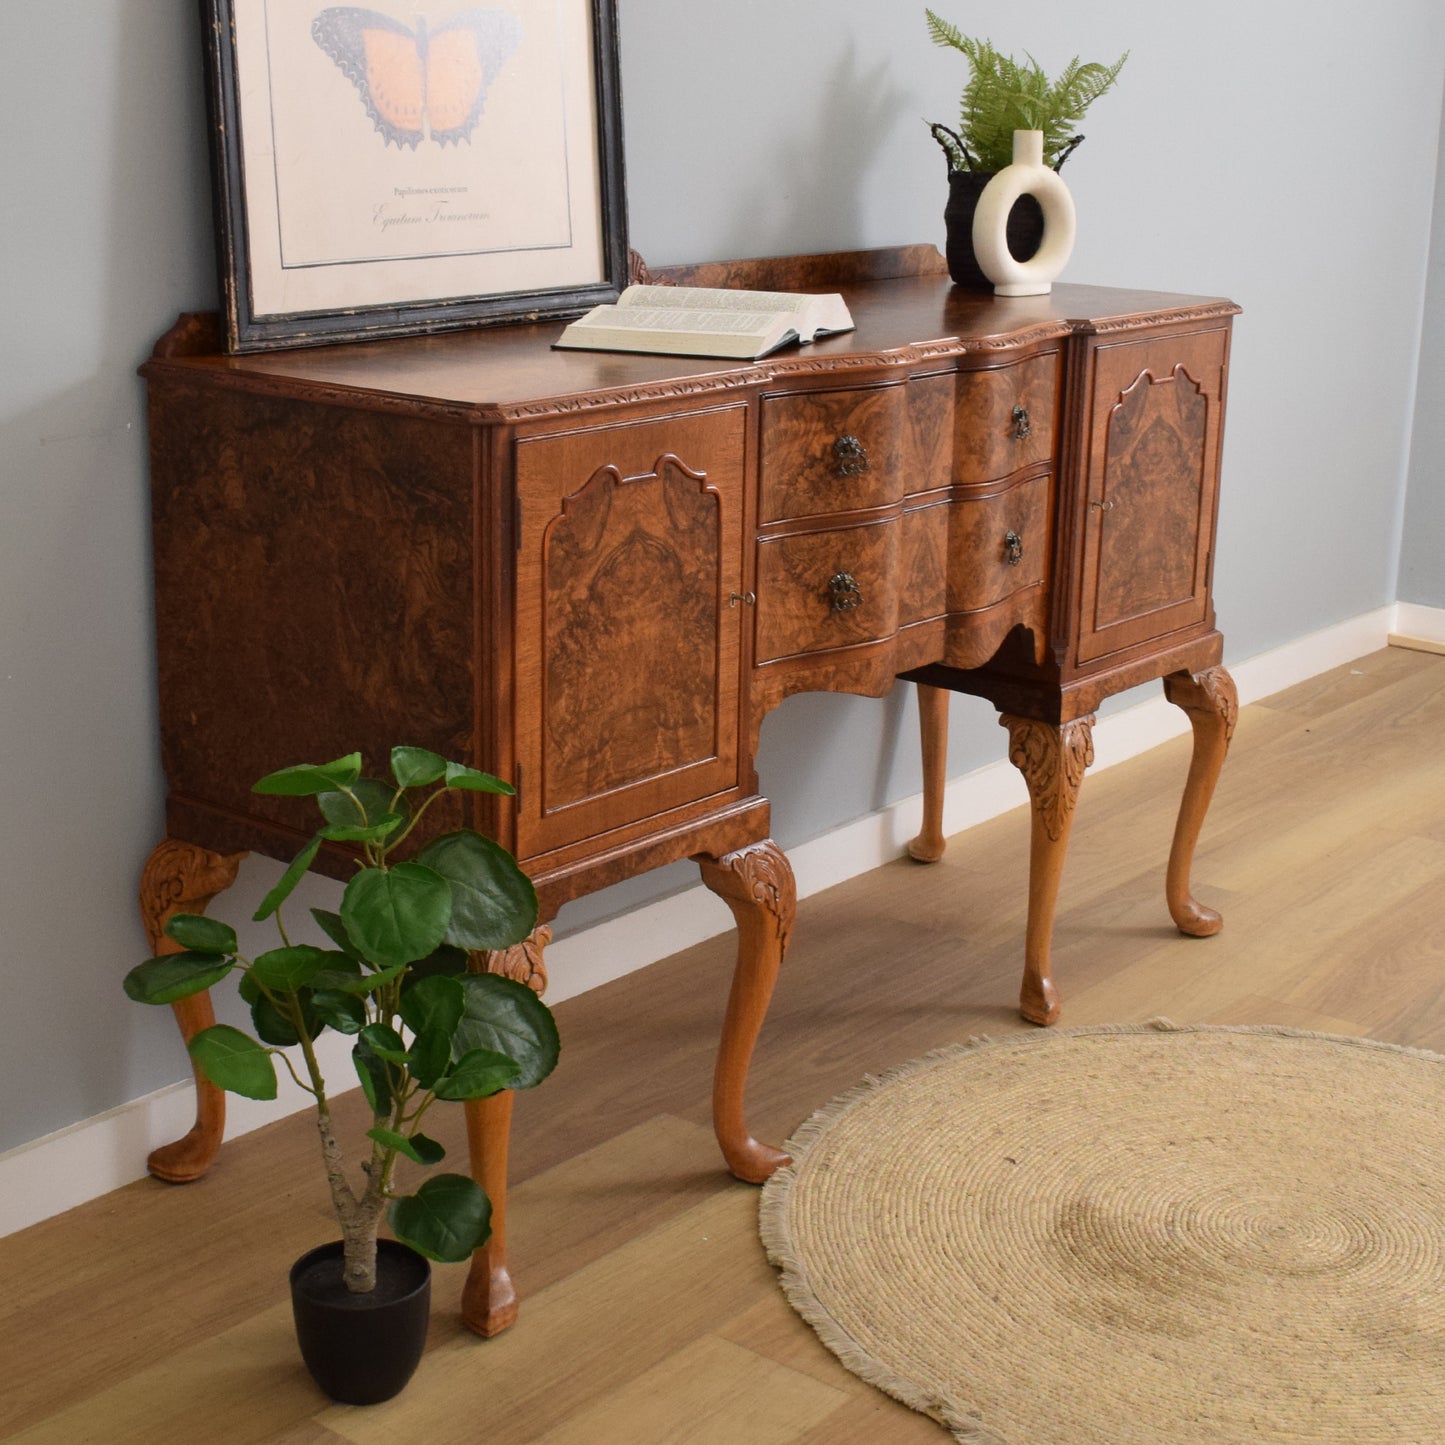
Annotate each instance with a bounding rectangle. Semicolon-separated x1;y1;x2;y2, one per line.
971;129;1076;297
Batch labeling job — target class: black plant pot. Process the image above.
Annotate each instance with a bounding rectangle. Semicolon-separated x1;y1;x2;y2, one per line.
944;170;1044;290
290;1239;431;1405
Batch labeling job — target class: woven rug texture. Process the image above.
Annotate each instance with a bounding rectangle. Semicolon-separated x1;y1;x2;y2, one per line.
759;1020;1445;1444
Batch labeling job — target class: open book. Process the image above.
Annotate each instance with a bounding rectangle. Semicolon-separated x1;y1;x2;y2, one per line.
554;285;855;360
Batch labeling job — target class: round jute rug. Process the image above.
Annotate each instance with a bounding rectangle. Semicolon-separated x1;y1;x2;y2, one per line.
759;1021;1445;1444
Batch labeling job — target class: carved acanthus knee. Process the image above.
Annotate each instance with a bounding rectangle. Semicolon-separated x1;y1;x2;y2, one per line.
1000;714;1095;836
139;838;247;954
477;923;552;995
1163;665;1238;741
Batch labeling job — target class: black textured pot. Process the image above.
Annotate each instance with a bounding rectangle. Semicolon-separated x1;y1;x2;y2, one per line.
944;170;1044;289
290;1239;431;1405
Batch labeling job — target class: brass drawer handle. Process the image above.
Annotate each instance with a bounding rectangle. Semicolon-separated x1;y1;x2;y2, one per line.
832;434;869;478
1011;404;1032;441
1004;530;1023;566
828;572;864;611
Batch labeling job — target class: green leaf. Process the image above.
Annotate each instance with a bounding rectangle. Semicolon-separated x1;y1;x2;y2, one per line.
252;833;324;922
443;762;514;795
312;960;406;996
238;968;262;1006
251;992;306;1047
318;779;407;844
400;974;465;1038
403;943;470;987
434;1047;521;1101
163;914;237;955
366;1127;446;1167
388;1174;491;1262
319;777;397;827
453;973;559;1091
251;753;362;797
360;1022;410;1067
401;975;466;1088
341;863;452;969
408;1028;452;1090
311;989;366;1034
391;746;448;788
321;815;403;845
353;1034;394;1117
311;909;360;959
123;952;234;1005
415;830;537;953
188;1026;277;1100
250;945;328;994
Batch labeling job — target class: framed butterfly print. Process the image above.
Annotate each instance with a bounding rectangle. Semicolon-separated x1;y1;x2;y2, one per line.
199;0;628;350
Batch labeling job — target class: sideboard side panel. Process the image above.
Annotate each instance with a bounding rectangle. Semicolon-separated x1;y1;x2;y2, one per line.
149;383;479;857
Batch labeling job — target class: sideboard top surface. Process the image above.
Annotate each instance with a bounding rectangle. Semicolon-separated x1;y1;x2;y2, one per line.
143;274;1239;422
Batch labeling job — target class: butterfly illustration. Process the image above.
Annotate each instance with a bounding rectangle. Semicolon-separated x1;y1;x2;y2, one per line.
312;7;522;149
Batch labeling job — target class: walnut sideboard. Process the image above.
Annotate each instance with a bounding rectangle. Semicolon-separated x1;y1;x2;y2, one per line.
138;246;1240;1335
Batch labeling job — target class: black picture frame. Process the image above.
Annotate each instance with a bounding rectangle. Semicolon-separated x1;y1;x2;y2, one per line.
199;0;628;352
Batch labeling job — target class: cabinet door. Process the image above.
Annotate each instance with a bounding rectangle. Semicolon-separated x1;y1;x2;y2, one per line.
513;406;748;861
1075;326;1229;664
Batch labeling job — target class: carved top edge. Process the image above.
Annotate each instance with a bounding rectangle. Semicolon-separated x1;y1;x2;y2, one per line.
142;289;1241;424
1081;300;1242;333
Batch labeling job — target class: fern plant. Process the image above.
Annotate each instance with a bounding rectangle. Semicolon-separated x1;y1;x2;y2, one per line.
925;11;1127;173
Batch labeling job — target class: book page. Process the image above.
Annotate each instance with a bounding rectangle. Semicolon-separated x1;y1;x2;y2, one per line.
568;305;781;336
619;285;814;315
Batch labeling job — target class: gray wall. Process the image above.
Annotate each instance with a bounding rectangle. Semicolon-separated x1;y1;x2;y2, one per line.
1402;94;1445;609
2;0;1443;1156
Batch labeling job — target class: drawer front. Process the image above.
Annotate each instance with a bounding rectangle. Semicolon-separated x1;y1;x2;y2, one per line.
755;519;900;662
947;473;1051;613
760;385;905;522
952;352;1059;483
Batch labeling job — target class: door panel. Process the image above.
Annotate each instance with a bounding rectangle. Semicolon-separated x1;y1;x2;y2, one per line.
514;407;747;859
1076;328;1228;664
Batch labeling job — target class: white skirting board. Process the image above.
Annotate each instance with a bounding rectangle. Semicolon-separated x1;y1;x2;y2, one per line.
1390;601;1445;655
0;604;1404;1239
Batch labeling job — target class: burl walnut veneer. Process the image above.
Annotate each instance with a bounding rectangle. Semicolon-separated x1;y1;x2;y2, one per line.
139;246;1240;1334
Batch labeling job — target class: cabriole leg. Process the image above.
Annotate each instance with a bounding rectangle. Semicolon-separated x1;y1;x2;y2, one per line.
461;924;550;1338
1000;714;1095;1027
908;683;950;863
698;840;795;1184
1162;665;1238;937
138;838;247;1182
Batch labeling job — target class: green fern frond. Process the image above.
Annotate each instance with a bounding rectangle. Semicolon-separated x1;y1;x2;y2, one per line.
924;8;970;54
924;14;1127;172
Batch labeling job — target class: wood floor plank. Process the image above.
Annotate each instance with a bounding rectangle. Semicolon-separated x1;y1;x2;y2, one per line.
531;1335;851;1444
8;1300;320;1445
319;1187;773;1444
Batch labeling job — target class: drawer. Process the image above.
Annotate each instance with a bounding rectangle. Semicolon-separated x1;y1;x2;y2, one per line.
953;352;1059;483
760;385;905;522
755;519;899;662
947;473;1051;612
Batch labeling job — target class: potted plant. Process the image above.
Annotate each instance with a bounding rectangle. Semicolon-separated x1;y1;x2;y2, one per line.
924;12;1127;287
124;747;558;1405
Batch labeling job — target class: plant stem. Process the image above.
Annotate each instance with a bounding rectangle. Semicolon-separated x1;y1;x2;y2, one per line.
288;991;384;1293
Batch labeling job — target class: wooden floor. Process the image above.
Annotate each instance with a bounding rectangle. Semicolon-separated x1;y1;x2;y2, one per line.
5;646;1445;1443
